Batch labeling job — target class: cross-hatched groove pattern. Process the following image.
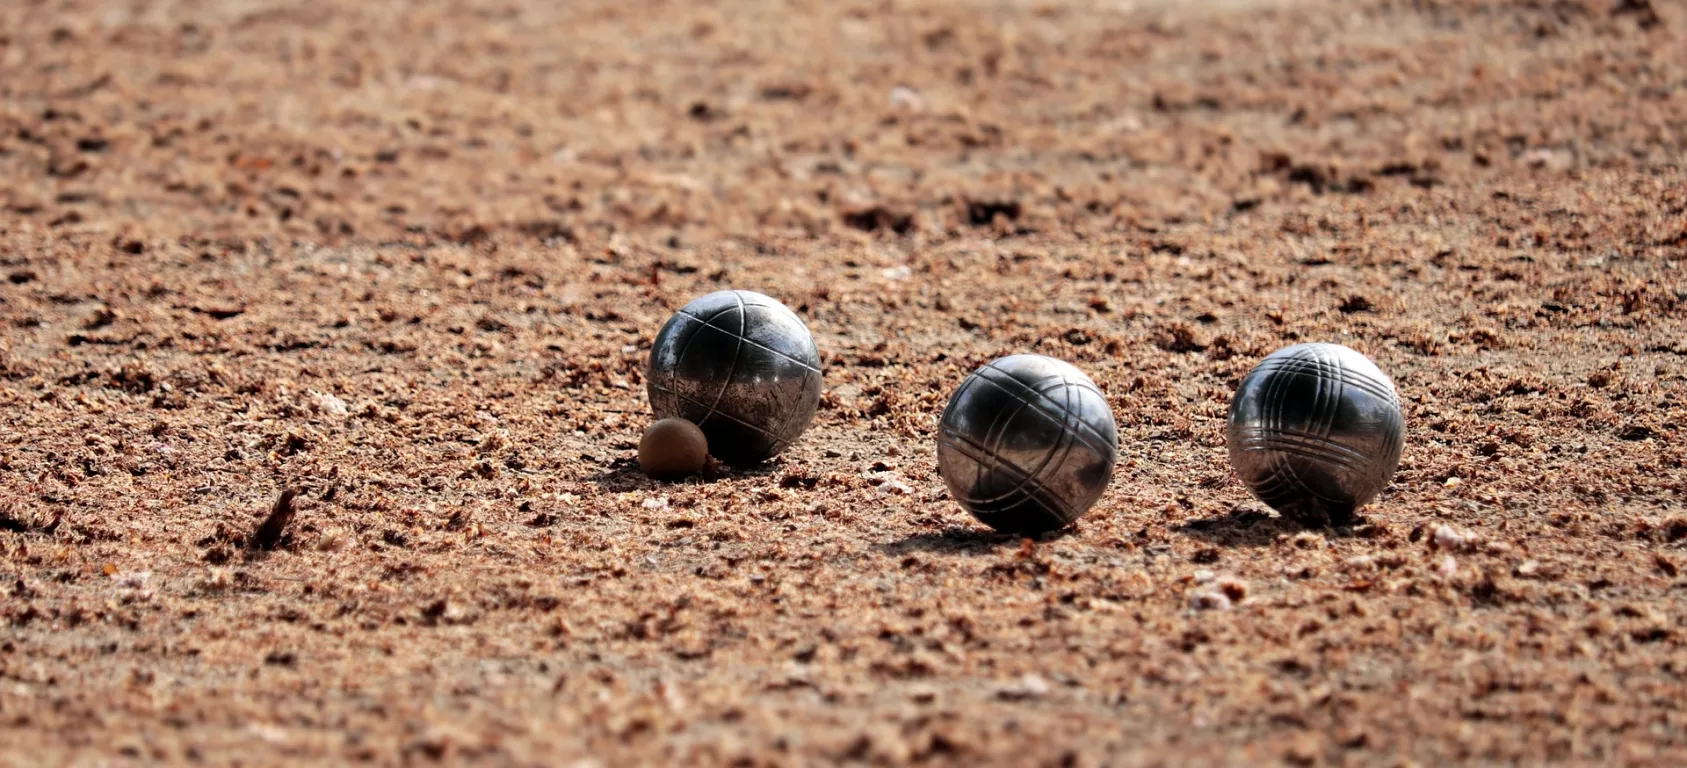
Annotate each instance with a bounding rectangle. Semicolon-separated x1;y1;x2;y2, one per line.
673;309;823;376
647;290;822;466
659;387;784;441
1261;344;1343;506
949;372;1082;512
977;361;1115;451
941;426;1077;526
1227;343;1406;522
1249;356;1399;406
937;355;1118;533
696;293;748;425
1230;427;1370;472
660;299;747;430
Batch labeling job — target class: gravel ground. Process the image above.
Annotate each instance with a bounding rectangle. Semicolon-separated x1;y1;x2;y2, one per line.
1;0;1684;764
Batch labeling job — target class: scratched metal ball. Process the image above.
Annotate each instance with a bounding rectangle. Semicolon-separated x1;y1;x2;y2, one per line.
647;290;822;467
1226;343;1406;526
936;355;1119;534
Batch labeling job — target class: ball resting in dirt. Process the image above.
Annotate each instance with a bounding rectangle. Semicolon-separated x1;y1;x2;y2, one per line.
1226;342;1406;527
638;418;708;479
937;354;1119;534
647;290;822;467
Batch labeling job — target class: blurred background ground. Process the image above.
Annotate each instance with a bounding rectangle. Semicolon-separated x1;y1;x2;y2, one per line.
1;0;1684;764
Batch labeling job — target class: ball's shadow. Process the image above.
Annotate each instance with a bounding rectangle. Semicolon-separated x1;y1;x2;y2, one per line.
1176;507;1297;548
590;460;661;493
876;526;1075;557
588;456;785;493
1177;505;1372;547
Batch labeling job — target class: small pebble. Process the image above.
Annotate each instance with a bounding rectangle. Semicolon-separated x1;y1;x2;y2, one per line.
996;673;1050;700
1215;577;1248;603
111;570;152;589
1433;524;1469;551
870;471;913;495
1190;591;1233;611
311;391;350;417
889;86;925;111
875;478;914;495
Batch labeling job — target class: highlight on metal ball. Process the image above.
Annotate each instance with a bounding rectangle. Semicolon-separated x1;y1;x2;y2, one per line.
646;290;823;467
1225;342;1406;526
936;354;1119;534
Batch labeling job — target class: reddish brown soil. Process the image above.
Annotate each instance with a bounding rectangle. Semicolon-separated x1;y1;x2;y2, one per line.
2;0;1686;764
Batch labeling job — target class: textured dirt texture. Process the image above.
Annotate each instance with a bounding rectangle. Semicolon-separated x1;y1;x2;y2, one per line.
2;0;1685;764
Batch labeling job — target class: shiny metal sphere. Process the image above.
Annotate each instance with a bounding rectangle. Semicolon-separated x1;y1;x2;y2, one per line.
936;354;1119;534
647;290;823;467
1226;342;1406;526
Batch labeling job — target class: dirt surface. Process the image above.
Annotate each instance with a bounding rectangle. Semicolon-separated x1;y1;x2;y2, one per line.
2;0;1685;764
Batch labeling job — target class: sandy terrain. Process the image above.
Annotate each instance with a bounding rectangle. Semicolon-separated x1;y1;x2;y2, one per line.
1;0;1684;764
